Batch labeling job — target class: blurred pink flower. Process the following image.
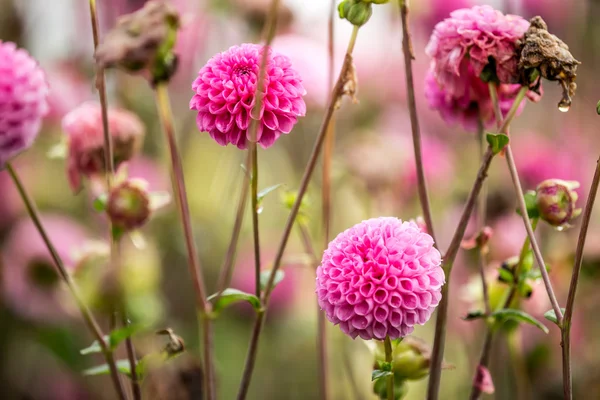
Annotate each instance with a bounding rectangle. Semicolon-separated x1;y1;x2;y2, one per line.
0;41;49;166
44;62;92;122
488;215;526;262
127;156;170;192
417;0;474;34
272;34;329;106
190;43;306;149
426;6;529;90
317;218;444;340
231;250;299;316
0;170;21;229
62;102;145;192
1;215;89;322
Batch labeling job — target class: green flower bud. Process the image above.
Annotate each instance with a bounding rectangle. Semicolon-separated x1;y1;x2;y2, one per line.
373;377;408;400
107;179;152;231
372;337;432;382
535;179;582;229
338;0;373;27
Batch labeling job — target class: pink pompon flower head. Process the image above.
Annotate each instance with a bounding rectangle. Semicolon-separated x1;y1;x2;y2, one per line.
426;5;529;91
0;41;49;167
62;102;145;193
190;43;306;149
316;217;444;340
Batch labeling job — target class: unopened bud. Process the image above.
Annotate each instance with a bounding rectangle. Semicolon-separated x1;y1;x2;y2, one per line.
535;179;581;229
338;0;373;27
372;337;431;381
461;226;493;254
107;179;151;231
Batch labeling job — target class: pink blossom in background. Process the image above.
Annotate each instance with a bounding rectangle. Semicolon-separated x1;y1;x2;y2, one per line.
0;41;49;166
44;62;92;122
190;43;306;149
1;215;89;322
62;101;145;192
127;156;170;192
317;217;444;340
426;6;529;91
231;250;299;316
0;170;21;229
404;134;455;191
417;0;474;34
272;34;329;106
488;215;526;262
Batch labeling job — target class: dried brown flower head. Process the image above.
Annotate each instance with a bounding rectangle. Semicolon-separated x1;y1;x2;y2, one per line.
95;0;180;84
517;16;580;111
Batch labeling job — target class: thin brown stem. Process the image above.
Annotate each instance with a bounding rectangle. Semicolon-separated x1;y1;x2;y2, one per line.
6;163;127;400
384;336;394;400
561;155;600;399
469;331;494;400
236;26;360;400
154;84;215;400
399;0;436;242
122;312;141;400
476;117;491;316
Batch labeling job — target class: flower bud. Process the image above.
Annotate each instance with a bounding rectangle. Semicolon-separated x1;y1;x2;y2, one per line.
535;179;581;228
107;179;151;231
95;0;180;84
372;337;432;381
338;0;373;27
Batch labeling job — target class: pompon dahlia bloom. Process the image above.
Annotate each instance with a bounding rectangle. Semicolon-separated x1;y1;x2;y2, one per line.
426;5;530;91
62;102;145;192
1;215;89;321
316;218;444;340
190;43;306;149
0;41;49;167
424;66;532;130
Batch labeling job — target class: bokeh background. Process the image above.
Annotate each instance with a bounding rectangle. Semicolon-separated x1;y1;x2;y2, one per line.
1;0;600;399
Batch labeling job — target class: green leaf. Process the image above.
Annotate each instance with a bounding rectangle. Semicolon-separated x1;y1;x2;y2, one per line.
371;369;393;382
80;324;144;355
486;132;510;154
492;309;549;333
93;194;108;212
83;359;132;377
463;310;486;321
207;288;261;315
517;192;540;219
544;308;565;325
260;270;285;291
257;184;284;203
498;268;514;284
80;339;105;355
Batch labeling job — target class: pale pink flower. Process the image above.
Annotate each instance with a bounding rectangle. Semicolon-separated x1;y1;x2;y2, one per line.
44;62;92;122
190;43;306;149
316;217;444;340
62;102;145;192
1;215;89;321
426;5;529;91
417;0;474;34
0;41;49;166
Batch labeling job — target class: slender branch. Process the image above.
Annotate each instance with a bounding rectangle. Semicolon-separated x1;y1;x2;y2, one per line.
250;144;262;297
561;155;600;399
122;312;141;400
476;117;491;316
154;84;215;400
469;331;494;400
384;336;394;400
399;0;436;242
236;26;361;400
6;163;127;400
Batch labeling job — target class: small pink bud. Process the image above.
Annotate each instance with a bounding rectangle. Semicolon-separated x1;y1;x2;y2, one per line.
535;179;581;229
107;179;151;231
473;365;495;394
461;226;493;254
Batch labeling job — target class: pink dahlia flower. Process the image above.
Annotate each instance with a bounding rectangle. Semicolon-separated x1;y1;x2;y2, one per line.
62;102;145;192
426;5;529;91
0;41;49;167
424;65;531;131
190;43;306;149
1;215;89;322
316;217;444;340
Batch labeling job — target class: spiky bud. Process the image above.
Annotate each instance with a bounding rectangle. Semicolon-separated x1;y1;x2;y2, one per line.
107;179;151;231
535;179;581;229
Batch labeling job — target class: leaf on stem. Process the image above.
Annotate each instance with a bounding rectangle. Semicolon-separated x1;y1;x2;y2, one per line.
463;310;486;321
259;270;285;291
207;288;261;315
486;132;510;154
492;309;549;333
544;308;565;326
371;369;393;382
80;324;144;355
516;191;540;219
83;359;132;377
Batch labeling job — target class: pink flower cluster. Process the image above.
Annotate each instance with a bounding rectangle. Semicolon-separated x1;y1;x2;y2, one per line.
0;41;49;166
424;6;538;130
62;102;145;192
190;43;306;149
316;217;444;340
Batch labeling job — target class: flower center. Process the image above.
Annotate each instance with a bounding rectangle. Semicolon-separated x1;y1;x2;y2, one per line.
234;66;251;76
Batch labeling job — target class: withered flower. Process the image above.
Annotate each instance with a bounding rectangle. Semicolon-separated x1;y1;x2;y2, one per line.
95;0;180;84
517;16;580;111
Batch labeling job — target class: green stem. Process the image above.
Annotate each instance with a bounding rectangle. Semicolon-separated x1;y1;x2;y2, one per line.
384;336;394;400
154;83;215;400
250;144;261;298
6;163;126;400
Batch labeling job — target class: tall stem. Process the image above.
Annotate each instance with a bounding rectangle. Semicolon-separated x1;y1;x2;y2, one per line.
468;331;493;400
236;26;361;400
476;118;491;316
384;336;394;400
427;93;524;399
154;84;215;400
250;144;261;297
6;163;126;400
122;312;141;400
399;0;436;241
561;155;600;399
